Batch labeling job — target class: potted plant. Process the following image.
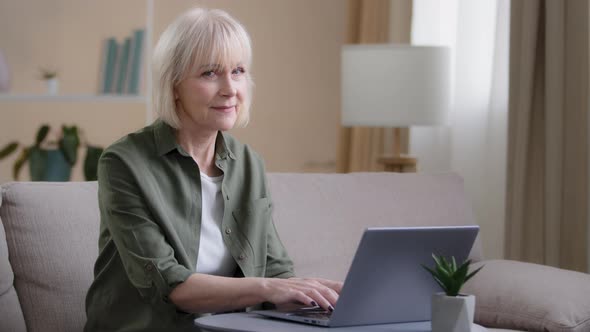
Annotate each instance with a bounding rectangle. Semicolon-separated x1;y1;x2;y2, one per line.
0;124;103;181
422;254;484;332
39;67;58;95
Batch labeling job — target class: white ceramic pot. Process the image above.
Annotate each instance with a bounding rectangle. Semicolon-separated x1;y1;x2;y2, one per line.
46;78;59;95
431;293;475;332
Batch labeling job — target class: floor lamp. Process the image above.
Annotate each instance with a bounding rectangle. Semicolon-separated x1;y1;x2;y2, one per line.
341;44;450;172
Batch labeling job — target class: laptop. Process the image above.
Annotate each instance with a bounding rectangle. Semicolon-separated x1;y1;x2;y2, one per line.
254;226;479;327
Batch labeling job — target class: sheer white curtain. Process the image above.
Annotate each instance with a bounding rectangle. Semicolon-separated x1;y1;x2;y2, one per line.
409;0;509;259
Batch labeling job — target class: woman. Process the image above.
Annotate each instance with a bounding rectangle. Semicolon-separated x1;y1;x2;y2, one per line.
84;7;342;332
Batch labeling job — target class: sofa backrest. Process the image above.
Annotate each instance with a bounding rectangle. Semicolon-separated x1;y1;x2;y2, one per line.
267;172;481;281
0;193;27;332
0;172;479;332
0;182;100;332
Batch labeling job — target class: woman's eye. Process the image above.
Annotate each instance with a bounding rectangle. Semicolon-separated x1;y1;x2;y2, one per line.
232;67;246;75
201;70;216;78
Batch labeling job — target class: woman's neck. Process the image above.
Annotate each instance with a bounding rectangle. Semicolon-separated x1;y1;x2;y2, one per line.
175;127;222;177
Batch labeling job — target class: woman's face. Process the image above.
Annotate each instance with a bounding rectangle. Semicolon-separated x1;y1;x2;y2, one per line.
174;62;248;132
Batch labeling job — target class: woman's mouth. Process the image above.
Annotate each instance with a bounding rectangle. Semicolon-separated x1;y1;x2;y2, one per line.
211;105;235;113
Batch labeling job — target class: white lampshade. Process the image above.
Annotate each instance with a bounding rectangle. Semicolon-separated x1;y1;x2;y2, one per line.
341;44;450;127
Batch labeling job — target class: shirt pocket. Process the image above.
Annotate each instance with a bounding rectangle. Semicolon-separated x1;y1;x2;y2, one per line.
231;197;273;271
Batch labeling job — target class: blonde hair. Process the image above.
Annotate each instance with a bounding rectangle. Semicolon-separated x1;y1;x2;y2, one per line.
152;8;253;129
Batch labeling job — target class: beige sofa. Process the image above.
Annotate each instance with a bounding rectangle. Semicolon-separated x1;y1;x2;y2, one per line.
1;173;589;332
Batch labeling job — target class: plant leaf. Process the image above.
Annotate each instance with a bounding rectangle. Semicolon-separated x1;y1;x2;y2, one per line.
35;125;50;146
435;260;450;279
436;267;454;292
12;147;29;180
59;125;79;165
422;264;451;294
448;260;471;296
456;260;470;278
431;253;442;266
424;254;483;297
421;264;439;279
83;145;103;181
441;255;454;275
432;254;450;275
0;142;18;160
465;265;484;284
28;147;47;181
432;276;449;294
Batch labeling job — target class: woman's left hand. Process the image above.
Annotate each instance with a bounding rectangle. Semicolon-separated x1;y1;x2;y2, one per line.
262;276;343;311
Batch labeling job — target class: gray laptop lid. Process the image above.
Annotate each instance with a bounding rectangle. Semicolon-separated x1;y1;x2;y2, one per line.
328;226;479;327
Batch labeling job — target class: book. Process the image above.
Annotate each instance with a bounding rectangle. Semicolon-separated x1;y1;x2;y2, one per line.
127;29;145;95
101;38;119;94
115;37;132;94
98;39;109;94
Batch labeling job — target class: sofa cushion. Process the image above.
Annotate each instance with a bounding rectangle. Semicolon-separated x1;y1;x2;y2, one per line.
267;172;481;281
464;260;590;332
0;194;27;332
0;182;100;332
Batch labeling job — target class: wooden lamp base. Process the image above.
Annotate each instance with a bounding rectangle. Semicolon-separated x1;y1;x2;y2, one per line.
378;127;417;172
378;155;417;172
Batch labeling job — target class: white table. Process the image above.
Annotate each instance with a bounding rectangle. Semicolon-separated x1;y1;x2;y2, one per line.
195;312;488;332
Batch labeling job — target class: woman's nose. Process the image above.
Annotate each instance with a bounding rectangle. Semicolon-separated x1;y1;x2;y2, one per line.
219;75;237;97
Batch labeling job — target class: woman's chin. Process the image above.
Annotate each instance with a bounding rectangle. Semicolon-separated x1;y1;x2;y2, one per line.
215;118;238;131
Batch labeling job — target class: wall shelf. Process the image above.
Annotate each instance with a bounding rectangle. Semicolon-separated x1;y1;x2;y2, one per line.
0;0;153;124
0;94;146;103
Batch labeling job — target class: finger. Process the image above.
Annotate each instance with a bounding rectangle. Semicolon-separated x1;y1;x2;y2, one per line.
315;285;339;306
310;278;344;294
295;279;338;307
284;278;337;308
291;290;317;308
306;289;333;312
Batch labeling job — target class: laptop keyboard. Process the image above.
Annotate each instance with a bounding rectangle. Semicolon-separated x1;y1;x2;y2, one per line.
292;312;332;319
289;307;332;320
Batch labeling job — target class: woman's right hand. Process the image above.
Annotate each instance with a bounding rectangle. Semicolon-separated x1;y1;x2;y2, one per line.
260;277;343;311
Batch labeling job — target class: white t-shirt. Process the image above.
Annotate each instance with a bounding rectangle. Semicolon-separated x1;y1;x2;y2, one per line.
195;173;237;276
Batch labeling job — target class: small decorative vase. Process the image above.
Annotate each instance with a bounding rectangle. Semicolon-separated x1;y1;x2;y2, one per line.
431;293;475;332
46;78;59;95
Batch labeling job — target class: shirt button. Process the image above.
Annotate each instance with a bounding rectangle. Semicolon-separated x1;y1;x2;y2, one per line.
225;194;230;200
145;264;153;271
238;254;246;261
225;228;232;235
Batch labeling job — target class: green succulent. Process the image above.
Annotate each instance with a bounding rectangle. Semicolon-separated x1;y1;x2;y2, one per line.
422;254;484;297
39;67;58;80
0;124;103;181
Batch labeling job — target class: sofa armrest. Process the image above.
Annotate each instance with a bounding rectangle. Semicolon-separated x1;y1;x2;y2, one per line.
462;259;590;332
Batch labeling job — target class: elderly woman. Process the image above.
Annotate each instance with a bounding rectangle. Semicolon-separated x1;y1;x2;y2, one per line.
84;7;342;332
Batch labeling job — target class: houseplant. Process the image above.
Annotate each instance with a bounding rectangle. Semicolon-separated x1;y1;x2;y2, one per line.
422;254;484;332
0;124;103;181
39;67;58;95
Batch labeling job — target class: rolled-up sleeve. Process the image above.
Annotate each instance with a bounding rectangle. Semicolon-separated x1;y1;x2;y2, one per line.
264;217;295;279
98;152;193;303
261;172;295;279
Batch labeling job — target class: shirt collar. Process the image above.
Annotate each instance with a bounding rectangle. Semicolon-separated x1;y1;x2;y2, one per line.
154;120;236;161
214;131;236;161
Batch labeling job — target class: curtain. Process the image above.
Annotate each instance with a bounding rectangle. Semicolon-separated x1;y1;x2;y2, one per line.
505;0;589;272
411;0;509;260
336;0;412;173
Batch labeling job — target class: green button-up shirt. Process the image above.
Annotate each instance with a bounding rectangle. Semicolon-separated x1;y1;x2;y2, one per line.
84;120;294;332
